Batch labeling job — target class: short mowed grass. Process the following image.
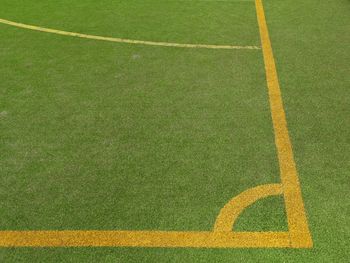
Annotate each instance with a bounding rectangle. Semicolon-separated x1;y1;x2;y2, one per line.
0;0;349;262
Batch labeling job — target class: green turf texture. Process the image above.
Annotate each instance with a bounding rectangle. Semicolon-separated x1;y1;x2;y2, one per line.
0;0;349;262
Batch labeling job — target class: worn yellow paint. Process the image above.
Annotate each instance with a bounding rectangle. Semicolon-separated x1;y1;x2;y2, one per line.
0;184;289;248
0;231;290;248
0;18;260;50
255;0;312;248
0;0;312;248
214;184;283;232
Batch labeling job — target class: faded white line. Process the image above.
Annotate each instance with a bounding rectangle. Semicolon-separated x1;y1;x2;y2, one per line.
0;18;260;50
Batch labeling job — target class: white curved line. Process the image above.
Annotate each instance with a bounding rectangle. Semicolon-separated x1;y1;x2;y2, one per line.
0;18;260;50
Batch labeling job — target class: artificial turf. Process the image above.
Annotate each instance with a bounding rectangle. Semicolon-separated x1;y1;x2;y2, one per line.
0;0;349;261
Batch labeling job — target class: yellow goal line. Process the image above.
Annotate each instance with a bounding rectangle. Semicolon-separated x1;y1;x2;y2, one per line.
0;18;260;50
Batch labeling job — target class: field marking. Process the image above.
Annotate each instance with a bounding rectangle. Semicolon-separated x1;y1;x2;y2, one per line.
0;0;312;248
0;18;260;50
214;184;283;232
0;231;290;248
255;0;312;248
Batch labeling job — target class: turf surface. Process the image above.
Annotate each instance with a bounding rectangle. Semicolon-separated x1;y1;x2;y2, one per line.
0;0;349;261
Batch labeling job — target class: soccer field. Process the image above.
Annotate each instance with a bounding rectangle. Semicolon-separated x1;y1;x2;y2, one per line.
0;0;349;261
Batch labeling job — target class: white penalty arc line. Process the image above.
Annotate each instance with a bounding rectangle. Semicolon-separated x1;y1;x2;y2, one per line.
0;18;260;50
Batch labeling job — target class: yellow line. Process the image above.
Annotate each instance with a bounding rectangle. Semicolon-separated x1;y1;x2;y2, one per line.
0;185;291;248
255;0;312;248
0;231;290;248
0;18;260;50
214;184;283;232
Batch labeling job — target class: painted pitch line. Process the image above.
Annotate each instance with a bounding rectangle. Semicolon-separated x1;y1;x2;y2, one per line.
214;184;283;232
0;18;260;50
0;231;290;248
255;0;312;248
0;183;289;248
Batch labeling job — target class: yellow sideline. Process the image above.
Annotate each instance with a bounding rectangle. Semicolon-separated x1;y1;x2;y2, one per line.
0;231;290;248
255;0;312;247
0;18;260;50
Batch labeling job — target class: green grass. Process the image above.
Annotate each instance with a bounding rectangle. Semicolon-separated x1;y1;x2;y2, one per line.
0;0;349;261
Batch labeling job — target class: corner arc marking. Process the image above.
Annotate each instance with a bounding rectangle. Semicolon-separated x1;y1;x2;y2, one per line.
214;184;283;232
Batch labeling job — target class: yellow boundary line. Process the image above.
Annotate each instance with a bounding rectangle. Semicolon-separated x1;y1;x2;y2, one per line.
255;0;312;248
0;231;290;248
0;184;285;248
0;0;312;248
0;18;260;50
